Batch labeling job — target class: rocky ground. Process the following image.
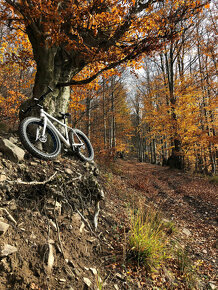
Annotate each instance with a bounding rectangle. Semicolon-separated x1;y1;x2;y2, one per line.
0;133;217;289
0;133;107;289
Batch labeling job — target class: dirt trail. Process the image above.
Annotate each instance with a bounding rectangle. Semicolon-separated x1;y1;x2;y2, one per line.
0;154;217;289
115;160;217;277
100;160;218;289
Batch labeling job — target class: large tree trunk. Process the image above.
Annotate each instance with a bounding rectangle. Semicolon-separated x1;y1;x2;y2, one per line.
20;27;84;120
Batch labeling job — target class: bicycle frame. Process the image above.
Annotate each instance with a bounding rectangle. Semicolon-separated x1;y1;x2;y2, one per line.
39;108;84;148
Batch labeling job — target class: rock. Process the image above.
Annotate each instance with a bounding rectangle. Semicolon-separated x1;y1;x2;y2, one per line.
65;168;73;175
202;249;207;254
90;267;97;275
30;233;37;240
83;277;92;287
182;228;191;237
115;273;126;281
0;244;17;257
0;138;25;162
9;137;18;144
80;222;85;233
8;200;17;210
59;278;66;283
0;221;10;235
162;218;171;223
30;162;38;166
55;201;62;215
209;282;217;290
0;174;6;182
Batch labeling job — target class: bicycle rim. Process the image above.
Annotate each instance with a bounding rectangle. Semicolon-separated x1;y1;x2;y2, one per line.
70;130;94;161
23;120;60;158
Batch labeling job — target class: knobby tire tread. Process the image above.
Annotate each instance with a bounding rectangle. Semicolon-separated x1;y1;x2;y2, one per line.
19;117;61;160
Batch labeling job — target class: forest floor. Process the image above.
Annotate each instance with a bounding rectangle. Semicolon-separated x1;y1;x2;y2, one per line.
97;159;217;289
0;147;217;289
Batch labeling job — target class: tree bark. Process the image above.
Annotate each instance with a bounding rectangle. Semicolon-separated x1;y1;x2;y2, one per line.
19;26;84;120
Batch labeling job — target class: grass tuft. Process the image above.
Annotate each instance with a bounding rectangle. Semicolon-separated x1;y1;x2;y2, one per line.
128;205;170;271
208;175;218;183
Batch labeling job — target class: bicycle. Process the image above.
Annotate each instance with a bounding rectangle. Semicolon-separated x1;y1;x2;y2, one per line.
18;87;94;162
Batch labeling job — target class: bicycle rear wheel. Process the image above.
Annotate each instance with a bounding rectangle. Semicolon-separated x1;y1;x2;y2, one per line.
19;117;61;160
69;129;94;162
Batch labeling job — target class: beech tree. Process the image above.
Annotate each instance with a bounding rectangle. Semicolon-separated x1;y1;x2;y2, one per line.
0;0;208;116
128;1;216;173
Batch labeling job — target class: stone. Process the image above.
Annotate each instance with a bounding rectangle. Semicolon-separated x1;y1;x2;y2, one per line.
209;282;217;290
83;277;92;287
90;268;97;275
115;273;126;281
80;222;85;233
55;201;62;215
0;244;17;257
0;221;10;235
0;138;25;162
30;162;38;166
65;168;73;175
0;174;6;182
9;137;18;144
182;228;191;237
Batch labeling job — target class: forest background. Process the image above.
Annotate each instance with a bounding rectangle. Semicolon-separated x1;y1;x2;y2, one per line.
0;0;217;175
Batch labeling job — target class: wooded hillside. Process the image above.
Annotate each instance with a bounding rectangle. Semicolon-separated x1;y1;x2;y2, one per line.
0;0;216;174
0;2;217;289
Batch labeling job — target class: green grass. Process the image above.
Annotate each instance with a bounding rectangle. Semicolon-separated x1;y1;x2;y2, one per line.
208;175;218;184
128;206;170;271
96;272;103;290
128;206;201;287
175;247;200;288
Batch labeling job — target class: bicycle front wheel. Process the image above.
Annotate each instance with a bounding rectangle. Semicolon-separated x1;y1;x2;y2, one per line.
19;117;61;160
69;129;94;162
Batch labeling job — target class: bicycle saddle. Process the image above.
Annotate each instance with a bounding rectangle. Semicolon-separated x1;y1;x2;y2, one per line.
59;112;71;118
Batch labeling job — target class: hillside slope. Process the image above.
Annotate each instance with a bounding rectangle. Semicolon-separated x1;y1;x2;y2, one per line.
0;136;217;289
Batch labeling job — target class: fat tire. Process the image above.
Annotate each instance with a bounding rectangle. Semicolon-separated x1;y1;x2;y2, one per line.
69;129;94;162
19;117;61;160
